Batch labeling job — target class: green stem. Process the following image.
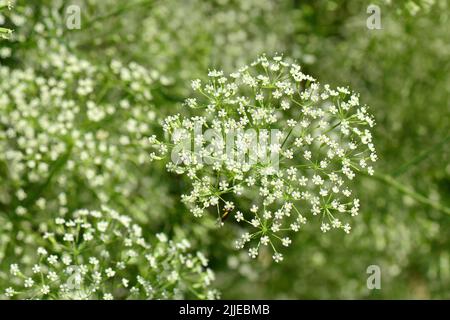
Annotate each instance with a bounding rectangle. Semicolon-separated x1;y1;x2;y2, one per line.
76;0;157;32
392;134;450;176
281;128;293;149
366;172;450;215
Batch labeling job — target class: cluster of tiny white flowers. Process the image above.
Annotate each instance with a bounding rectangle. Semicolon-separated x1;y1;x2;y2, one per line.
0;39;161;217
150;54;377;262
4;206;218;300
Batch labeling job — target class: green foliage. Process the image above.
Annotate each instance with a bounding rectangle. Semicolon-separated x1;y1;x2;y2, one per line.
0;0;449;299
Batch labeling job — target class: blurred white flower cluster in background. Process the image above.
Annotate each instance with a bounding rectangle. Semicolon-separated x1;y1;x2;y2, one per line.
5;206;217;299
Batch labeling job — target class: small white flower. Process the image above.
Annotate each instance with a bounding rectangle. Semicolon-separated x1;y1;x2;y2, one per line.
235;211;244;222
105;268;116;278
287;119;297;127
32;265;41;274
5;287;15;297
37;247;48;256
41;285;50;295
191;79;201;91
97;221;109;233
303;150;312;160
62;255;72;266
10;264;20;276
250;218;260;227
63;233;74;242
24;278;34;288
241;232;251;243
103;293;114;300
47;271;58;282
343;224;352;234
281;237;291;247
260;236;270;246
47;255;58;265
281;100;290;110
320;223;331;233
272;253;283;263
248;247;258;258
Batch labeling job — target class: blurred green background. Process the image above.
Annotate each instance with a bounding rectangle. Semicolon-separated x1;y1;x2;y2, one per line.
0;0;449;299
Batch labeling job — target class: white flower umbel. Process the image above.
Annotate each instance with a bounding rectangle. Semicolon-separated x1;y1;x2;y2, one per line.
4;206;218;300
151;54;377;262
